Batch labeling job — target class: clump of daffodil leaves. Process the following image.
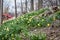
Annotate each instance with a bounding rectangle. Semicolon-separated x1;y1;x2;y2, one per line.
0;8;60;40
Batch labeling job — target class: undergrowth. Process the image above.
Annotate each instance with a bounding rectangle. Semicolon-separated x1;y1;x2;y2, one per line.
0;8;60;40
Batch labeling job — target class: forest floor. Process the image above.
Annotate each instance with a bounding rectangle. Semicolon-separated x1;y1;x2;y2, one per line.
20;20;60;40
29;20;60;40
2;7;60;40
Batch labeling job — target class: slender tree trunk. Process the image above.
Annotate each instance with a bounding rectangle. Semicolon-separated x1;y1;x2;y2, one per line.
55;0;58;6
30;0;34;11
49;0;53;7
15;0;17;18
0;0;3;25
25;0;27;13
38;0;43;10
21;0;23;14
58;0;60;6
59;0;60;6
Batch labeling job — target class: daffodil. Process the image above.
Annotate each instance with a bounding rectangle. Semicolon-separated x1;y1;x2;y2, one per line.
24;18;26;19
42;19;45;21
11;22;13;24
3;21;5;23
21;18;24;20
0;34;1;35
12;38;15;40
11;34;14;36
6;27;9;31
30;18;32;20
29;19;31;22
17;20;19;21
47;23;50;27
31;17;33;19
26;18;28;20
2;37;4;40
21;16;23;19
38;24;40;26
29;18;32;22
4;27;7;30
5;34;8;38
21;15;24;19
27;21;30;23
30;16;32;17
32;16;34;18
22;15;24;17
53;17;56;21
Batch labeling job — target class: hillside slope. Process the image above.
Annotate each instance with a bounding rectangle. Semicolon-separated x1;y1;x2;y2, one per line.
0;8;60;40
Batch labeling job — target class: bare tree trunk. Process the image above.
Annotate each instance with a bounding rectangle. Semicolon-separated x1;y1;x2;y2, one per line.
59;0;60;6
30;0;34;11
15;0;17;18
38;0;43;10
21;0;23;14
58;0;60;6
48;0;53;7
25;0;27;13
0;0;3;25
55;0;58;6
